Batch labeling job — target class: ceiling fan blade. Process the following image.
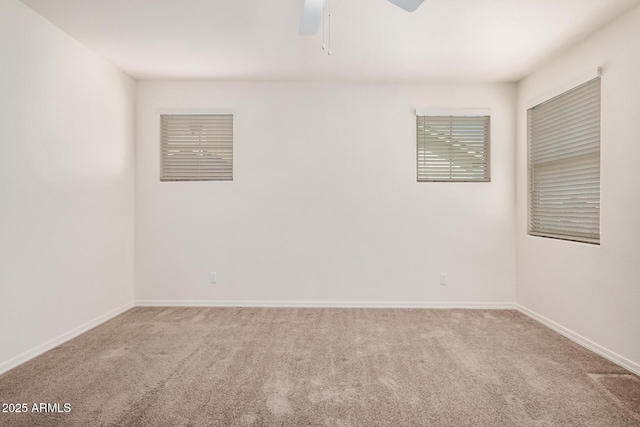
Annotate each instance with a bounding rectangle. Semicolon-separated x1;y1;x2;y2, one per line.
387;0;425;12
299;0;323;35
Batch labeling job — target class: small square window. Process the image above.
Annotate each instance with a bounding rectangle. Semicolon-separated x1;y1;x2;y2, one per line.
160;114;233;181
417;115;490;182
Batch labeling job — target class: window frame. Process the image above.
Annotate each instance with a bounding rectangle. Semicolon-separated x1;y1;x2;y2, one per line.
415;110;491;183
527;77;601;245
159;112;234;182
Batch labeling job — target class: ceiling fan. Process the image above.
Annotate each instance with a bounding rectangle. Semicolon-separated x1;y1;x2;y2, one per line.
299;0;425;35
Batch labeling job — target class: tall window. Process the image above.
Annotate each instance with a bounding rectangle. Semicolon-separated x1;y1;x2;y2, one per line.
160;114;233;181
417;115;490;182
528;77;601;244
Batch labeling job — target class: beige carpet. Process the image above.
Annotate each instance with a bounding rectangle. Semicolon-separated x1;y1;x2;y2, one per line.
0;308;638;426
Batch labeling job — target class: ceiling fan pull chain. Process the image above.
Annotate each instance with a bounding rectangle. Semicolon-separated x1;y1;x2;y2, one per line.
322;0;326;50
328;0;331;55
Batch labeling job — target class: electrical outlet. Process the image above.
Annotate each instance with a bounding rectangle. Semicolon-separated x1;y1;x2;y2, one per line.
440;273;447;285
209;272;217;284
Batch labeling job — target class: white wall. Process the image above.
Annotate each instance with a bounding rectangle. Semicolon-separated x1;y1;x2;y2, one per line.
0;0;136;372
516;4;640;369
135;82;517;305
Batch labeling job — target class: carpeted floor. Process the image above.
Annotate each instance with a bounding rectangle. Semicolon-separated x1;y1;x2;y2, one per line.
0;308;638;426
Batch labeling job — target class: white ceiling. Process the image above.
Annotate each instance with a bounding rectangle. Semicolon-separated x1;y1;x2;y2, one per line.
20;0;639;82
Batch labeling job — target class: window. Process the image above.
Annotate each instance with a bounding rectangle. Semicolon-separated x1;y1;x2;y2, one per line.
417;115;490;182
160;114;233;181
528;77;601;244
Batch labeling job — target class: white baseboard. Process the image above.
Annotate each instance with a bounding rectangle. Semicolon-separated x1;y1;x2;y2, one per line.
135;300;516;309
0;301;134;376
517;305;640;376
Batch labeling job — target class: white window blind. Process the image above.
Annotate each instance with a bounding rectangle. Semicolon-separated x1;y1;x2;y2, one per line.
161;114;233;181
417;115;490;182
528;77;601;244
